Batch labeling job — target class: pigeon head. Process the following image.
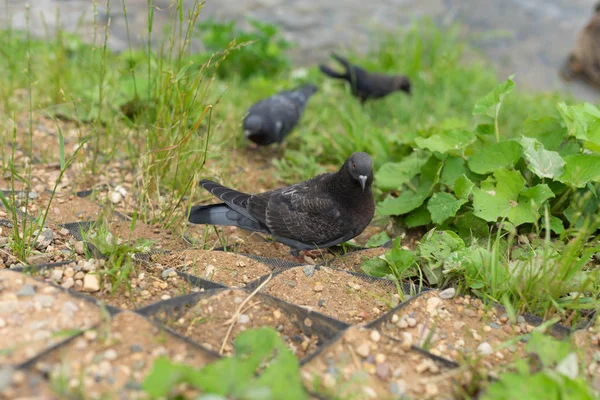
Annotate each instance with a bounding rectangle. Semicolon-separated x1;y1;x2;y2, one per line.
393;76;412;95
243;114;263;138
301;84;318;97
344;152;373;192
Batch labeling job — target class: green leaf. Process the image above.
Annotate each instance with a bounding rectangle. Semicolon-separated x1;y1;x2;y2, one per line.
454;175;475;200
472;170;525;223
472;75;515;118
427;192;467;225
361;257;391;278
414;129;476;154
521;184;555;205
455;212;490;239
405;204;432;228
467;140;522;175
375;153;431;190
526;332;572;368
377;158;443;216
523;116;569;152
440;157;469;188
557;102;600;147
366;231;391;248
549;216;564;234
557;154;600;188
520;136;565;179
419;229;465;285
143;328;307;400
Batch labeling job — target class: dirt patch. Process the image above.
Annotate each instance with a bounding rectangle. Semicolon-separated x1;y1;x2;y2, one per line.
165;289;320;359
325;247;388;273
34;258;203;310
376;290;530;369
302;326;455;399
0;369;56;399
106;219;189;251
0;222;83;268
151;249;273;288
263;266;399;324
30;311;215;399
573;323;600;392
0;269;102;365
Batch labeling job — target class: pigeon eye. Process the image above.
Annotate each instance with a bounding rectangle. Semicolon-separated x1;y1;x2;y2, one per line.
352;163;356;169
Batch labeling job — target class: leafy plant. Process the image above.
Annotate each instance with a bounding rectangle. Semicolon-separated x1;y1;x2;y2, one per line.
483;332;595;400
196;18;291;80
143;327;307;399
376;76;600;235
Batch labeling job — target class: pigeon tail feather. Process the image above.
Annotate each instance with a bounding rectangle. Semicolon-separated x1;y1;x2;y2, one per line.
188;204;266;233
319;64;349;80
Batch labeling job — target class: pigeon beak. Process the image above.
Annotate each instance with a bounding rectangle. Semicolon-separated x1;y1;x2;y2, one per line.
359;175;367;192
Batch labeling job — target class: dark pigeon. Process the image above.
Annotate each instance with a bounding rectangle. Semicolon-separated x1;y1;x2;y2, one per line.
319;53;411;103
189;152;375;254
243;84;318;146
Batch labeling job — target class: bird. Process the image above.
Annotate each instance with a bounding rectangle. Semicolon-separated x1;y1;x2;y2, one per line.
561;2;600;87
242;84;318;146
188;152;375;255
319;53;411;103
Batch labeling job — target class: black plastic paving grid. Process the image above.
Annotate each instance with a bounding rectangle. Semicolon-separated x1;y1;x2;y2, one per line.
0;187;594;397
136;288;350;365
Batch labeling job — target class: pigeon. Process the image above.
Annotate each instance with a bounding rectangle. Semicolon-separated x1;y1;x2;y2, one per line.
188;152;375;254
561;2;600;88
319;53;411;103
243;84;318;146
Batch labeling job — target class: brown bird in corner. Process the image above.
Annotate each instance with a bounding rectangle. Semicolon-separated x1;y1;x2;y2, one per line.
562;2;600;88
319;53;411;103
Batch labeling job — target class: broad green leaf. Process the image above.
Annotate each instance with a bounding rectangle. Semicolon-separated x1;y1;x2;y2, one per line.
472;170;524;222
467;140;522;175
414;129;476;154
405;204;432;228
526;332;573;368
454;174;475;200
472;75;515;118
521;184;555;205
419;229;465;285
455;212;489;239
377;158;442;216
360;257;390;278
523;115;568;152
549;216;565;234
520;136;565;179
375;152;431;190
427;192;467;225
440;156;469;188
557;154;600;188
557;102;600;147
366;231;390;248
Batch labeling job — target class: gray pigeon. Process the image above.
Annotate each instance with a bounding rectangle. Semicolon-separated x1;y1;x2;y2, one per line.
188;152;375;253
319;53;411;103
243;84;318;146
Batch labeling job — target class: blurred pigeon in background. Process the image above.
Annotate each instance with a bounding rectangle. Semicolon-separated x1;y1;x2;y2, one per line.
243;84;318;146
189;152;375;254
319;53;411;103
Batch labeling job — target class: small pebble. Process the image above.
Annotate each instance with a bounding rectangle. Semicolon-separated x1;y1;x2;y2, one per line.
302;265;315;277
356;342;370;358
61;277;75;289
51;269;64;281
17;284;36;297
238;314;250;324
104;349;118;361
439;287;456;299
313;284;324;292
375;353;386;364
391;314;399;324
375;362;390;380
483;326;492;332
370;330;381;343
82;274;100;292
477;342;493;355
161;268;175;279
489;322;502;329
406;317;416;327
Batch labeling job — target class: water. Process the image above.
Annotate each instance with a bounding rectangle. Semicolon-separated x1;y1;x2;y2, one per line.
1;0;598;100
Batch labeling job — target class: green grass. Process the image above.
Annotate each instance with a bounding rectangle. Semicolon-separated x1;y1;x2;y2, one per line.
0;2;599;398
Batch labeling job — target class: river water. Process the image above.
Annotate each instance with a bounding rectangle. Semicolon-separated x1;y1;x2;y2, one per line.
1;0;598;100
